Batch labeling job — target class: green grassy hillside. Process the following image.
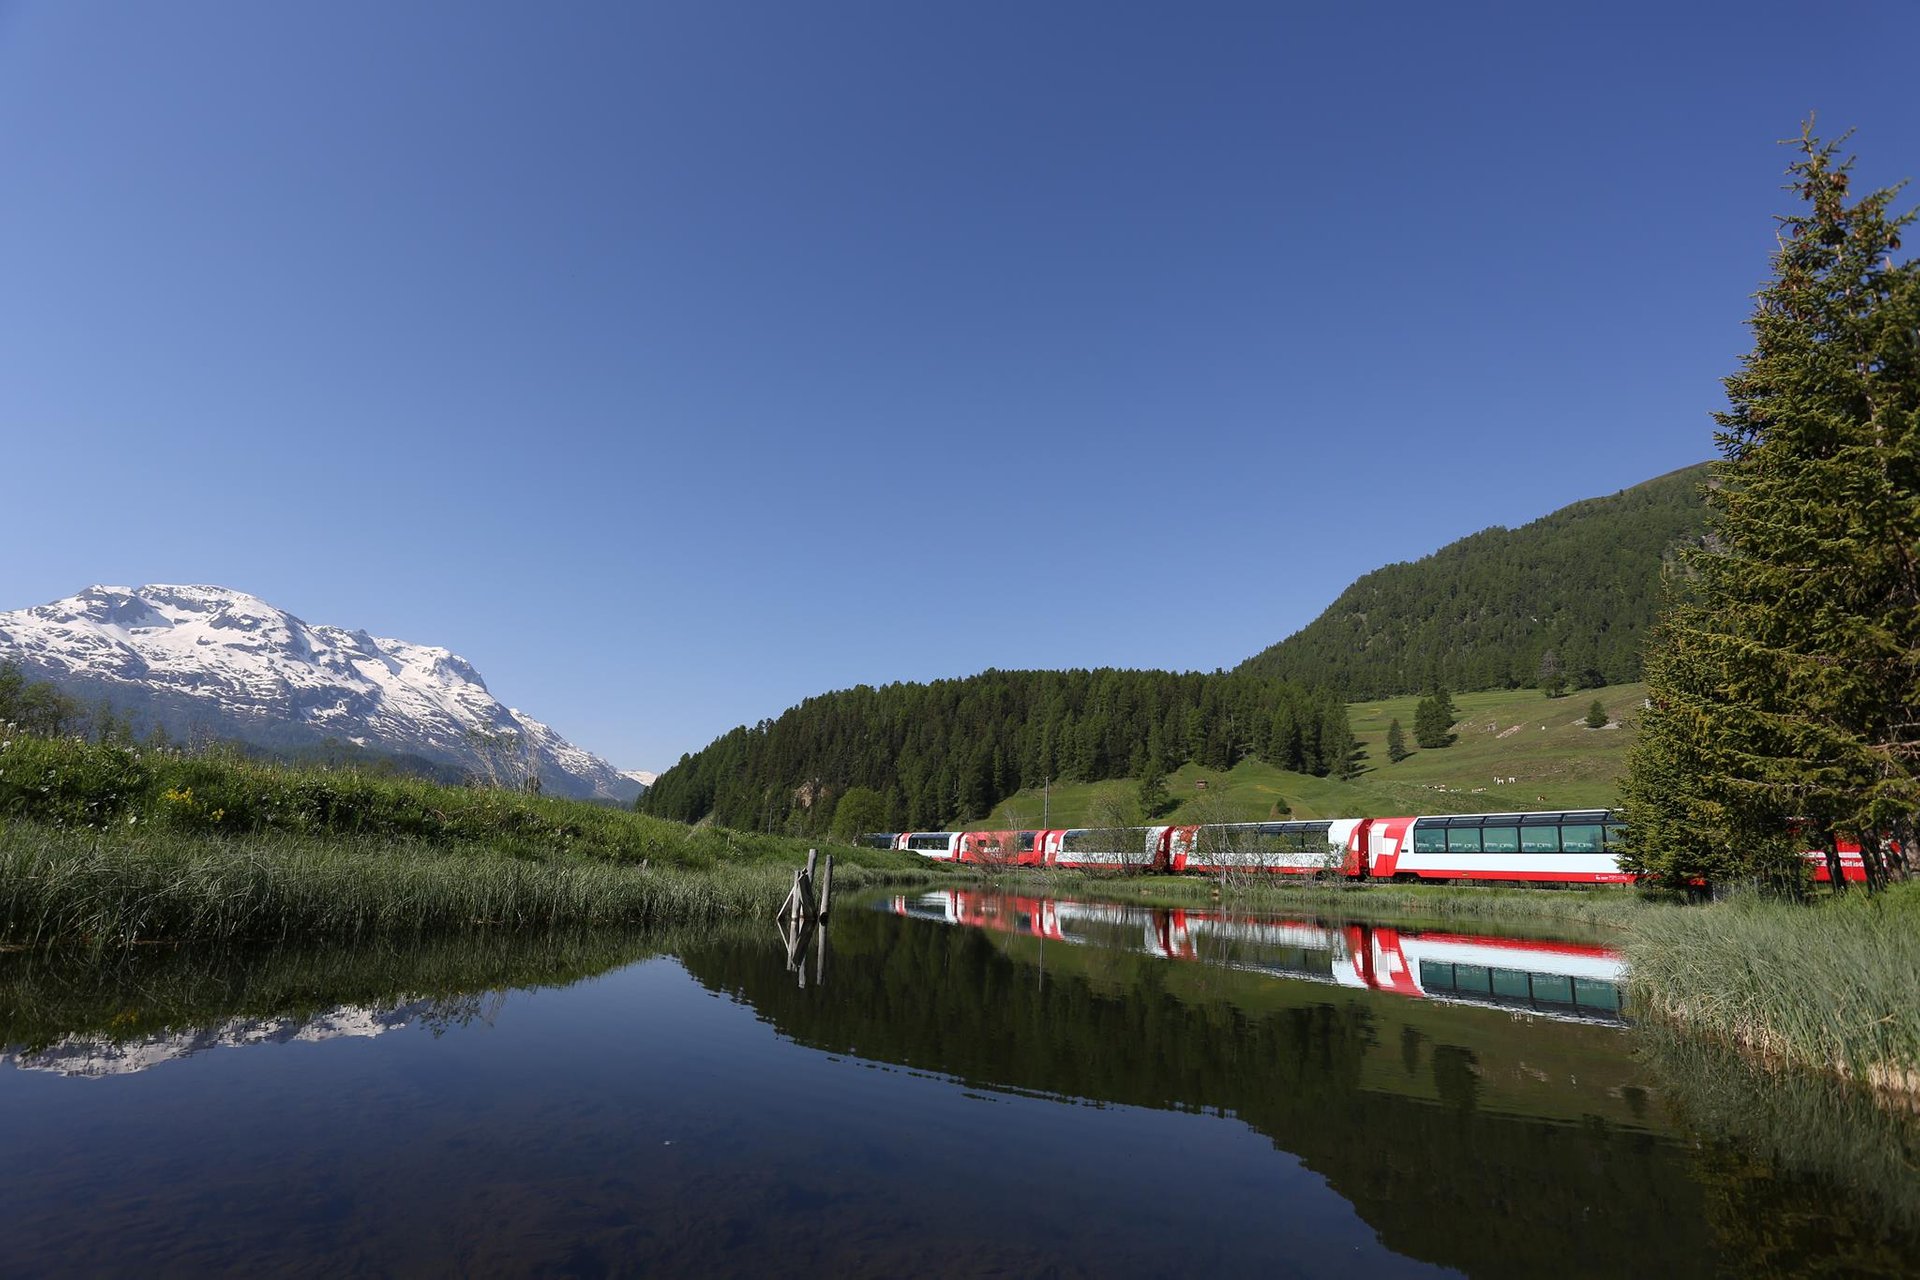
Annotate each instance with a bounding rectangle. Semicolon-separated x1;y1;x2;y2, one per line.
974;683;1643;827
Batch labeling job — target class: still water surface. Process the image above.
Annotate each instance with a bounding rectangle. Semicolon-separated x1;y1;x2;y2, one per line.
0;891;1914;1277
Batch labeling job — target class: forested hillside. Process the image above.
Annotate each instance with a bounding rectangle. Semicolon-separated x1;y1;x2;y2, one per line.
641;670;1352;834
1236;464;1709;697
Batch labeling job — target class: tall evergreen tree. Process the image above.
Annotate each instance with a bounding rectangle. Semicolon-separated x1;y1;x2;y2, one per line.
1386;718;1410;763
1412;687;1457;749
1537;649;1567;699
1623;124;1919;891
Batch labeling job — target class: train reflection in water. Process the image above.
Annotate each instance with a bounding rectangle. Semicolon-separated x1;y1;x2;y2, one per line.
887;890;1627;1023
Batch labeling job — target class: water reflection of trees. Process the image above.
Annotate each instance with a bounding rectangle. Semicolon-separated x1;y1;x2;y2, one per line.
679;910;1721;1279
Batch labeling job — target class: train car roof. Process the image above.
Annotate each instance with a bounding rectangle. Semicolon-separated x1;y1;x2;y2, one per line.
1418;810;1616;827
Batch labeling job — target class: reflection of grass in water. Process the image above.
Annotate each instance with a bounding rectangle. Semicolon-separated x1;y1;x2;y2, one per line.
1643;1025;1920;1265
975;869;1661;941
1627;884;1920;1099
0;922;769;1053
0;823;932;949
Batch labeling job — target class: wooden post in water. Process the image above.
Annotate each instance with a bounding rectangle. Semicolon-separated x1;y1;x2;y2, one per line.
775;849;831;989
778;868;803;923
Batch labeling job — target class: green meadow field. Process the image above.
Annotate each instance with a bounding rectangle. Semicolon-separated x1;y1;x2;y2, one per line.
974;683;1644;828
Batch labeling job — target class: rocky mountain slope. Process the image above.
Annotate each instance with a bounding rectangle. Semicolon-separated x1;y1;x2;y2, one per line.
0;584;643;803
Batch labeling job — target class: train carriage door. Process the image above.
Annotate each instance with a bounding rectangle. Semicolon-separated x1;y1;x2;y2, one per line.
1368;819;1409;877
1325;819;1361;877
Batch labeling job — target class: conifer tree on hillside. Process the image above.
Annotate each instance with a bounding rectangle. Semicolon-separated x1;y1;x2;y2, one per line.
1412;688;1458;750
1623;124;1919;891
1386;718;1410;763
1538;649;1568;699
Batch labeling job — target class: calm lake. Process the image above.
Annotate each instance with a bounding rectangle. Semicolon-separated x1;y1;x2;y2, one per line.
1;889;1914;1277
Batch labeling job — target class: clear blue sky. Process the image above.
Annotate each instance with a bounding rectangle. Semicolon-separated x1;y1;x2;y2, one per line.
2;2;1916;772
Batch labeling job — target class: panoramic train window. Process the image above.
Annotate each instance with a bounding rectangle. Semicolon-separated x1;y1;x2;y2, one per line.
1446;827;1482;854
1521;826;1561;854
1414;825;1448;854
1492;969;1532;999
1574;978;1623;1012
1561;824;1604;853
1481;826;1520;853
1530;974;1575;1004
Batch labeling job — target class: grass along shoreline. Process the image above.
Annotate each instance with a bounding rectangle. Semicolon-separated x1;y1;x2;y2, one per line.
1624;883;1920;1102
0;822;931;950
0;733;931;948
949;868;1664;937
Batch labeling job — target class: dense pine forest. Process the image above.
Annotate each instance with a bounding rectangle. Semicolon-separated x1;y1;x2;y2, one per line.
1236;463;1710;697
640;670;1353;834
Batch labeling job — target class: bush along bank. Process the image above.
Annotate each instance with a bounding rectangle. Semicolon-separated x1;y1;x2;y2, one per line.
0;735;932;949
0;734;917;871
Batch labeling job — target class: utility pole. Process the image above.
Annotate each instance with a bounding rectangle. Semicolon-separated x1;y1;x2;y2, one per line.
1042;775;1049;829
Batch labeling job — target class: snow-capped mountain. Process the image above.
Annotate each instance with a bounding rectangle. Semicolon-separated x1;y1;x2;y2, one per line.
0;584;645;803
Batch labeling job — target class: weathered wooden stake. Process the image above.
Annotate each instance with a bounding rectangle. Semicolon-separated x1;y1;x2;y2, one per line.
797;864;818;921
774;851;832;979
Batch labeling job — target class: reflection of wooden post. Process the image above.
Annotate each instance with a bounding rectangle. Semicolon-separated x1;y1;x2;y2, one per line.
775;851;830;987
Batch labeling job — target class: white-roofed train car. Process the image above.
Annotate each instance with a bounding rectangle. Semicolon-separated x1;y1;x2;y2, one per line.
896;831;964;861
1367;810;1631;884
1042;826;1168;871
1169;819;1366;876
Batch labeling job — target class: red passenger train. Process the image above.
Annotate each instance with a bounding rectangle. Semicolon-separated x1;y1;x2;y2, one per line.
880;810;1870;885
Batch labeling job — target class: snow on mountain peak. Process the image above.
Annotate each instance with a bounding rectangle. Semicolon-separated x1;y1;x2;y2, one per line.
0;584;645;803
